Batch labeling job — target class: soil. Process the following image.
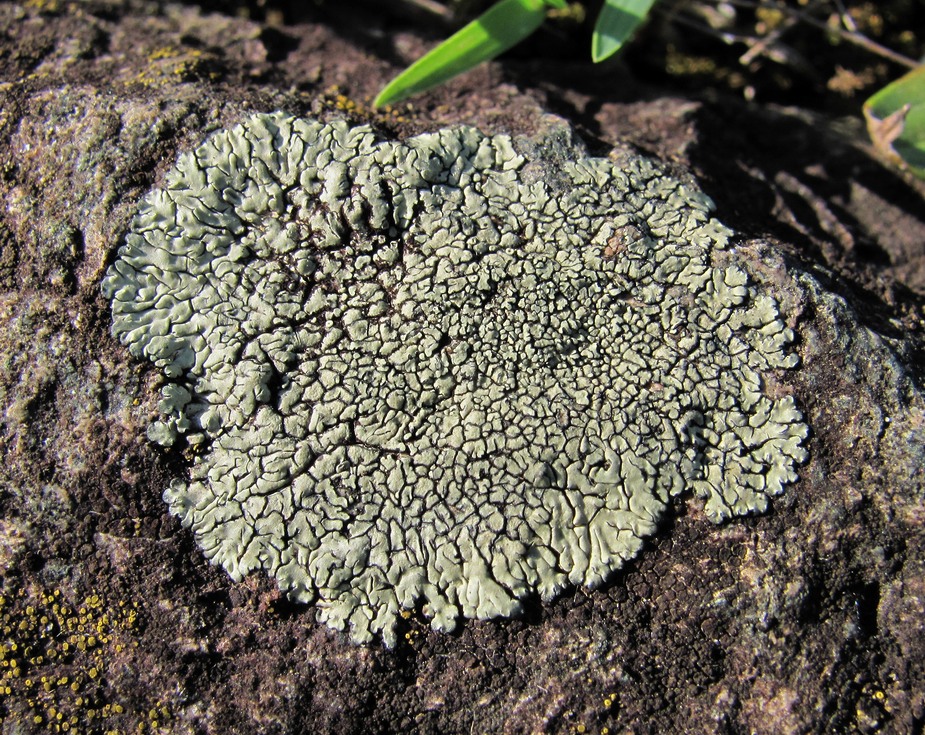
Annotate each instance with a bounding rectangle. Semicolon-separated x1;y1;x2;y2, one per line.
0;2;922;734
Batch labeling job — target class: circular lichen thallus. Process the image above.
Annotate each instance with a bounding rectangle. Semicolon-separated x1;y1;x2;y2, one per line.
102;112;808;646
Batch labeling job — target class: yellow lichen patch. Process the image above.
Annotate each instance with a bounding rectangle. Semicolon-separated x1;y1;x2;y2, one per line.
0;587;170;734
23;0;61;12
318;85;412;125
320;85;362;115
127;46;220;88
397;609;427;648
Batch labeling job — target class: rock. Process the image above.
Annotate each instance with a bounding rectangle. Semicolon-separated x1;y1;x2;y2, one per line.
0;2;922;733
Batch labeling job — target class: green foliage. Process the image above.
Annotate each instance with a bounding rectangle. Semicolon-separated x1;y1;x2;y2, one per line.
374;0;564;107
591;0;655;63
864;66;925;179
374;0;652;107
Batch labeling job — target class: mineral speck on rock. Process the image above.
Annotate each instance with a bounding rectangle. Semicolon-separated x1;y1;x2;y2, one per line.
101;112;808;645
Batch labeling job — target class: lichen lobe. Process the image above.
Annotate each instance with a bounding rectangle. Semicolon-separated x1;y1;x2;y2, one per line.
102;112;808;645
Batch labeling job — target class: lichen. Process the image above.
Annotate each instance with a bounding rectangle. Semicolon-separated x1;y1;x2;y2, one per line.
0;586;170;733
102;112;808;645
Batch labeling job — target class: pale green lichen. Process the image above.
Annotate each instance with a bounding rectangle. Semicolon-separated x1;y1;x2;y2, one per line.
102;112;808;645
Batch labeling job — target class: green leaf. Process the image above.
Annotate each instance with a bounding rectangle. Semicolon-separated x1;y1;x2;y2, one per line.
592;0;655;63
374;0;549;108
864;66;925;178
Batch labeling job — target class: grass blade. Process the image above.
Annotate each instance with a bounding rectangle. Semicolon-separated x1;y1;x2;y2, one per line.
592;0;655;63
864;66;925;178
374;0;548;108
